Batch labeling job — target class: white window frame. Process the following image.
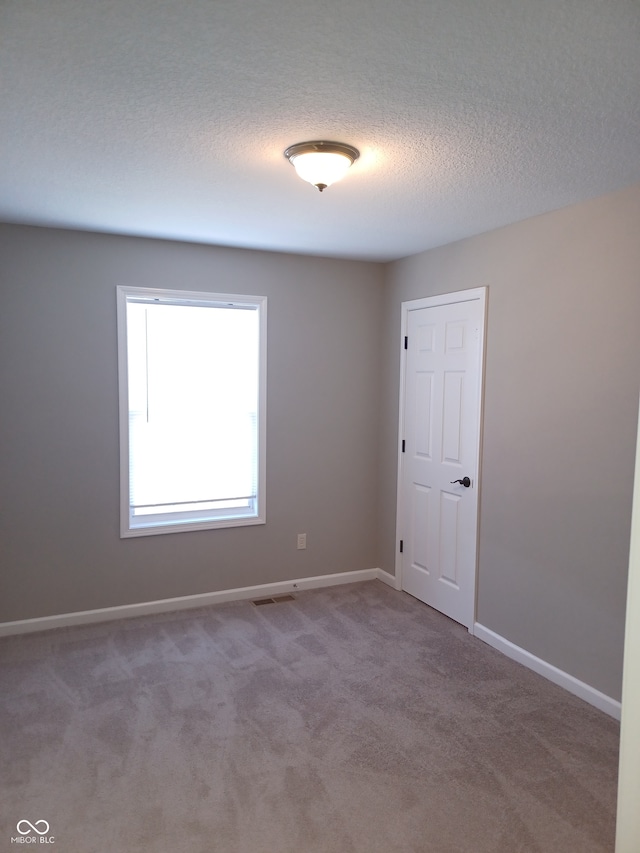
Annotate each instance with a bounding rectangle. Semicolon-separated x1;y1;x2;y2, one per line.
116;285;267;537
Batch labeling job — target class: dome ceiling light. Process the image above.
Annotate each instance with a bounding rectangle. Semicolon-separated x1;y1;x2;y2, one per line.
284;141;360;192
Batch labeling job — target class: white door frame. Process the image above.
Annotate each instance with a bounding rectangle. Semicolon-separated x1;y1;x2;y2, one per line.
394;287;487;632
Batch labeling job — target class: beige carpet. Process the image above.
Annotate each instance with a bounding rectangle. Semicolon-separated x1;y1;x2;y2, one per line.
0;581;619;852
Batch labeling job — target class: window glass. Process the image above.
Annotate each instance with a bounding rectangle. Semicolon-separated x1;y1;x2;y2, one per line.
117;287;266;536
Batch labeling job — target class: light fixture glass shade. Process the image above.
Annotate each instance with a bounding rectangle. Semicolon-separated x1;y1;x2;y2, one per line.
291;151;352;189
284;141;359;192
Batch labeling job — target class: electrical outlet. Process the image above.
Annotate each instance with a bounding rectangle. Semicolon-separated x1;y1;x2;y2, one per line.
297;533;307;550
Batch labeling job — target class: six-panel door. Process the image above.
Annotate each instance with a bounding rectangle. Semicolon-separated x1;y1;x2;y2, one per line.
400;293;484;628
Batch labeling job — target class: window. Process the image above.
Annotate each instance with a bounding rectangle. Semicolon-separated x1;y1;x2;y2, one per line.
117;286;266;537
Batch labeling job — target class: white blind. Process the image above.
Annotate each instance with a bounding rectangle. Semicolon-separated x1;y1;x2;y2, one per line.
126;299;259;519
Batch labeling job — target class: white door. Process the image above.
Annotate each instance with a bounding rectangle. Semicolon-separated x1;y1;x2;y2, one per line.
397;288;486;629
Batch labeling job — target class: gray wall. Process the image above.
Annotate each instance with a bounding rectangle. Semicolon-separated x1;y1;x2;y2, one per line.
379;183;640;701
0;225;384;621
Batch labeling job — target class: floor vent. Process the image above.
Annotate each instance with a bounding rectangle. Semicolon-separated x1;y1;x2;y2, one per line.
252;594;296;606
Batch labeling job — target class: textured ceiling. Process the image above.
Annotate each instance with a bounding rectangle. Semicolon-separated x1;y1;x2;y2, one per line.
1;0;639;261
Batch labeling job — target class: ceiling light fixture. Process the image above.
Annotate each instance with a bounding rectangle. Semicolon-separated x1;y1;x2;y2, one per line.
284;141;360;192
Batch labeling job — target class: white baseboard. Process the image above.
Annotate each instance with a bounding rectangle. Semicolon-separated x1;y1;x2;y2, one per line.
376;568;402;590
474;623;621;720
0;569;381;637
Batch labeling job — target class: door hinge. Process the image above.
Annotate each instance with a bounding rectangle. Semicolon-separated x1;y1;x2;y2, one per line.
399;539;404;553
404;336;408;350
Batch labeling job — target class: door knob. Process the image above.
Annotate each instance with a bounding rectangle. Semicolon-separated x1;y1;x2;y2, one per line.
451;477;471;488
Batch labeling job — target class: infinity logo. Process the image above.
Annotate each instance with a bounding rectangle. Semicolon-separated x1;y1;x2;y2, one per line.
16;820;50;836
